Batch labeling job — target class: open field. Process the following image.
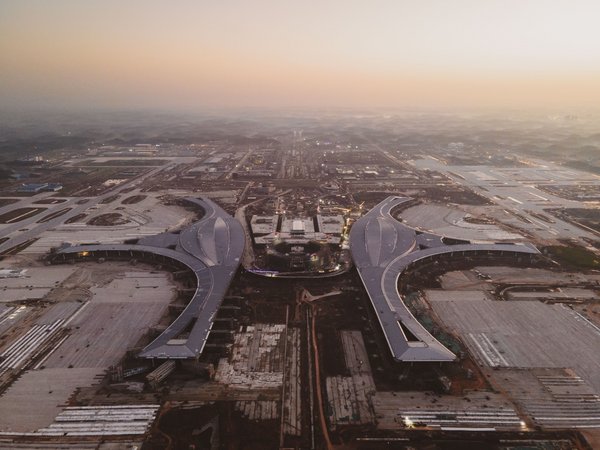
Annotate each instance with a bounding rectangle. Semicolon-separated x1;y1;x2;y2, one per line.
0;368;103;432
43;272;174;368
36;207;72;223
400;203;523;241
427;290;600;392
0;199;19;208
0;267;77;303
0;207;46;224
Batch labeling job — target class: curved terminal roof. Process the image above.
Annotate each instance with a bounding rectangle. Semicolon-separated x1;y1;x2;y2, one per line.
53;197;244;359
350;196;540;362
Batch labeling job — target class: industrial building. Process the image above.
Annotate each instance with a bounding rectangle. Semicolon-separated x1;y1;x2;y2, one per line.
17;183;63;193
250;215;279;236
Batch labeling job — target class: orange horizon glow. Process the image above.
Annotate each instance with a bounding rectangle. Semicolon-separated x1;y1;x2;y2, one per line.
1;1;600;111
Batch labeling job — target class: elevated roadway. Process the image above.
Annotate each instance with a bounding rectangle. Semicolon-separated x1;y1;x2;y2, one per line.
350;196;540;362
51;197;244;359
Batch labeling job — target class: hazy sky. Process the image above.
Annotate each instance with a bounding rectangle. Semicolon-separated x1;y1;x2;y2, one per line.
1;0;600;111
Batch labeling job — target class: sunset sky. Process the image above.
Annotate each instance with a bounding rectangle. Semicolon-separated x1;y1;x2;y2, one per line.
1;0;600;111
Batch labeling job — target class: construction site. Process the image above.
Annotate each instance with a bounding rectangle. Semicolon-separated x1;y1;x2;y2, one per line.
0;137;599;450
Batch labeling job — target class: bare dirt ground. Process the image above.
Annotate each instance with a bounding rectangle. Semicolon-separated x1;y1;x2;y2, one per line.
36;207;72;223
0;198;19;207
65;212;87;223
87;212;129;226
121;194;147;204
0;207;47;224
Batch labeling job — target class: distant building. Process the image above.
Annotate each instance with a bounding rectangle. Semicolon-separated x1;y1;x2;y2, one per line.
250;215;279;236
0;269;27;278
251;215;344;245
18;183;47;193
233;170;274;179
46;183;63;192
363;170;379;178
321;182;340;192
17;155;45;163
291;219;306;235
317;215;344;236
17;182;63;193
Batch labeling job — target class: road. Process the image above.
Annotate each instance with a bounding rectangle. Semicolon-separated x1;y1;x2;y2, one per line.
225;146;253;180
0;165;171;255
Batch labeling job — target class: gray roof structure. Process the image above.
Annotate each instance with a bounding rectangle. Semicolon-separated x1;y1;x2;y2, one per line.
350;196;540;362
53;197;244;359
